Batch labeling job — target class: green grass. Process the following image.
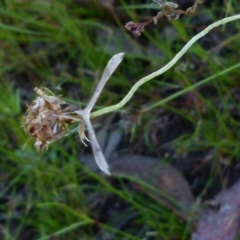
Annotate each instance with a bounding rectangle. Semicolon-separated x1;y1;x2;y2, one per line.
1;0;240;239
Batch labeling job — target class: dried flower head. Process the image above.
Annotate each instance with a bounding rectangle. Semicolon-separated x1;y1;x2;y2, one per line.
125;0;203;37
23;87;75;152
125;21;145;37
22;53;124;175
152;0;178;9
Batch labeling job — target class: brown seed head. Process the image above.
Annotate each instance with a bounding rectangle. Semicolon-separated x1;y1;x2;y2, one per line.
125;21;145;37
23;87;73;152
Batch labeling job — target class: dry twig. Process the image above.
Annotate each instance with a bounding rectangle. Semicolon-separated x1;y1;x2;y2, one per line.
125;0;204;37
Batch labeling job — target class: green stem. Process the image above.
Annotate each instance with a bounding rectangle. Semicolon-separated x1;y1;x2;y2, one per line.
91;14;240;119
144;62;240;112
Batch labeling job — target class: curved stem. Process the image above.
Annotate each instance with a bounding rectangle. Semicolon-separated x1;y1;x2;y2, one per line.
91;14;240;119
144;62;240;112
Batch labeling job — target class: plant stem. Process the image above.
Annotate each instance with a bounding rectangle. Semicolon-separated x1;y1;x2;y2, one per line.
144;62;240;112
91;14;240;119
